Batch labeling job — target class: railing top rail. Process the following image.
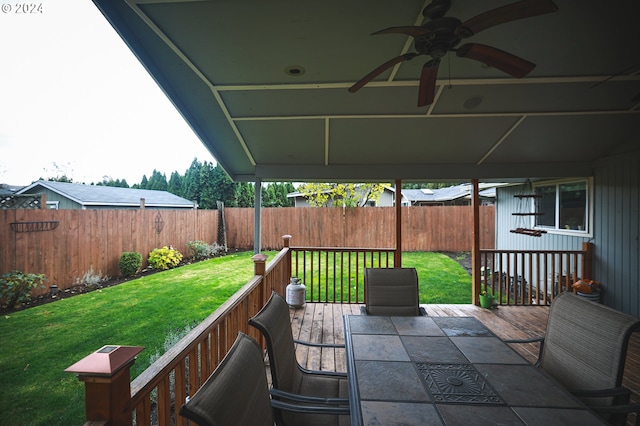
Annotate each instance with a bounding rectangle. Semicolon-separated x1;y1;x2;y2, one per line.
130;274;263;403
480;249;588;255
264;246;290;276
290;246;395;253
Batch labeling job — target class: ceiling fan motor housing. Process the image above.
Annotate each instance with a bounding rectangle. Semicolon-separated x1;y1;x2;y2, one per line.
417;17;462;58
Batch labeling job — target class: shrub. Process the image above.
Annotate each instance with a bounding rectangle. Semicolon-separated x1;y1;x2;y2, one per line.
148;246;183;270
75;266;108;288
186;240;225;260
0;271;46;309
119;252;142;277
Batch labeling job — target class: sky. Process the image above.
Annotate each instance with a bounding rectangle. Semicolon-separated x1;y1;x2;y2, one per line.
0;0;214;186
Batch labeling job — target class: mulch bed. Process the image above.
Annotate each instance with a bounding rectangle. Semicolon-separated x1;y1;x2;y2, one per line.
0;249;242;315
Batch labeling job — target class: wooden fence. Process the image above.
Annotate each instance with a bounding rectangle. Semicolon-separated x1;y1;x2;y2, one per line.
1;206;494;295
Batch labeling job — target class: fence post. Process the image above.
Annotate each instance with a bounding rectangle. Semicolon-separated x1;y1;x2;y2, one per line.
65;345;144;425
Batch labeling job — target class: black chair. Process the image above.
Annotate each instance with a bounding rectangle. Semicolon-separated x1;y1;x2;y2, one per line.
179;332;348;426
249;292;350;426
506;292;640;425
361;267;427;316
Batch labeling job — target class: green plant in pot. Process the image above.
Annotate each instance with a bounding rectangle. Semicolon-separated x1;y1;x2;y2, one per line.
479;290;495;309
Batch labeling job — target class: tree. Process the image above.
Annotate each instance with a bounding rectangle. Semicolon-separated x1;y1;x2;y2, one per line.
262;182;295;207
147;169;168;191
210;163;236;207
198;161;217;209
297;183;388;207
182;159;202;203
235;182;255;207
167;171;183;196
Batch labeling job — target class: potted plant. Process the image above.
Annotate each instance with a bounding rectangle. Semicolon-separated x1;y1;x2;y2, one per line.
479;290;495;309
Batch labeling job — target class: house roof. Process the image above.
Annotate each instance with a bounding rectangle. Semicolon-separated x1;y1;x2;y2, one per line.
401;183;498;203
289;183;498;203
91;1;640;183
17;181;195;208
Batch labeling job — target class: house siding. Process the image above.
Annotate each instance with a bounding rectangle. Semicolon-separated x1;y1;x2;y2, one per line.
22;187;82;209
593;150;640;315
496;148;640;315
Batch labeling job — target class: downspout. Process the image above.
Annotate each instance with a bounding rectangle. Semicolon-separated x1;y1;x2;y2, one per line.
471;179;481;305
254;178;262;254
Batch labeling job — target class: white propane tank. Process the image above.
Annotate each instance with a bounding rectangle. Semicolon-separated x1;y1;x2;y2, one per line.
286;277;306;308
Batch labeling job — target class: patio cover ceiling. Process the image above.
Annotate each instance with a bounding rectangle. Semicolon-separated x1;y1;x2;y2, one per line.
92;0;640;183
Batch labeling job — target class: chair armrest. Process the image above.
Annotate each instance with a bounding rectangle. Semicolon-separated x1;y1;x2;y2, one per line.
569;386;631;399
504;336;544;367
294;339;345;349
270;388;350;406
299;365;348;377
271;399;351;415
503;336;544;344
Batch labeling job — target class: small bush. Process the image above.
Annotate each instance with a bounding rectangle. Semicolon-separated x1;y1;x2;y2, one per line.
0;271;46;309
186;240;225;260
119;252;142;277
148;246;183;270
75;267;108;288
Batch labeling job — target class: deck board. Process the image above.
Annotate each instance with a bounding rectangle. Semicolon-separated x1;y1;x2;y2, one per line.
285;302;640;425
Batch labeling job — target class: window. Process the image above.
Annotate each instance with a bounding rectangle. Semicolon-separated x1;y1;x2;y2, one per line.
533;179;590;233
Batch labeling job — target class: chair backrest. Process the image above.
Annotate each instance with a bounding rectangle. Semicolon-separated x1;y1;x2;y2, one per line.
179;332;274;426
249;292;303;393
540;292;640;402
364;267;421;316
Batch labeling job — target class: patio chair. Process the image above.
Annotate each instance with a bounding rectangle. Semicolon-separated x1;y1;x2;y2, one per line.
179;332;349;426
249;292;350;426
361;267;427;316
506;292;640;425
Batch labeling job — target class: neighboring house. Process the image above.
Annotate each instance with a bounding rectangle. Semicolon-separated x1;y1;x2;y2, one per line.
394;183;500;206
17;180;196;210
288;183;498;207
287;185;393;207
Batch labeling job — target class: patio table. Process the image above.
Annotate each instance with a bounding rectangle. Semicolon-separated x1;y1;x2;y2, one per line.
343;315;606;425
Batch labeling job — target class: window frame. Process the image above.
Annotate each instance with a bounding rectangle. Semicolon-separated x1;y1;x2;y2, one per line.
531;178;593;237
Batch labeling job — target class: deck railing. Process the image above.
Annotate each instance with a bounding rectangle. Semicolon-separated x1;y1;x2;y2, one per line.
479;242;593;305
289;245;395;303
68;238;593;425
68;245;291;426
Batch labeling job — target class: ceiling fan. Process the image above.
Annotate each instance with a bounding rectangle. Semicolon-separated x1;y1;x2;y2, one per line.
348;0;558;107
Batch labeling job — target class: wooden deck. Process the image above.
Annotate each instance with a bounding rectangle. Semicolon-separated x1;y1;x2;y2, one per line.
288;303;640;425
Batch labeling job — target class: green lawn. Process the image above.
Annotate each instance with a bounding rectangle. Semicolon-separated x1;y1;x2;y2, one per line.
0;250;470;425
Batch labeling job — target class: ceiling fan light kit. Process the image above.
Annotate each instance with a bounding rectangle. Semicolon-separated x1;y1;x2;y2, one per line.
349;0;558;107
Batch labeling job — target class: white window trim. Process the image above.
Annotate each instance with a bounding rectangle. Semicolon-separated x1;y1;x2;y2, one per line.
46;201;59;210
531;177;593;238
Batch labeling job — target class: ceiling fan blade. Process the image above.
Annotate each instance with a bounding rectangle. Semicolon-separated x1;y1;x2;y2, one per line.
418;59;440;107
456;43;535;78
349;53;419;93
372;26;433;38
457;0;558;37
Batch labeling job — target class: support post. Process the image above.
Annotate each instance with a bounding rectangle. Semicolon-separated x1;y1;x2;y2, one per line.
471;179;481;305
395;179;402;267
65;345;144;425
254;178;262;254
